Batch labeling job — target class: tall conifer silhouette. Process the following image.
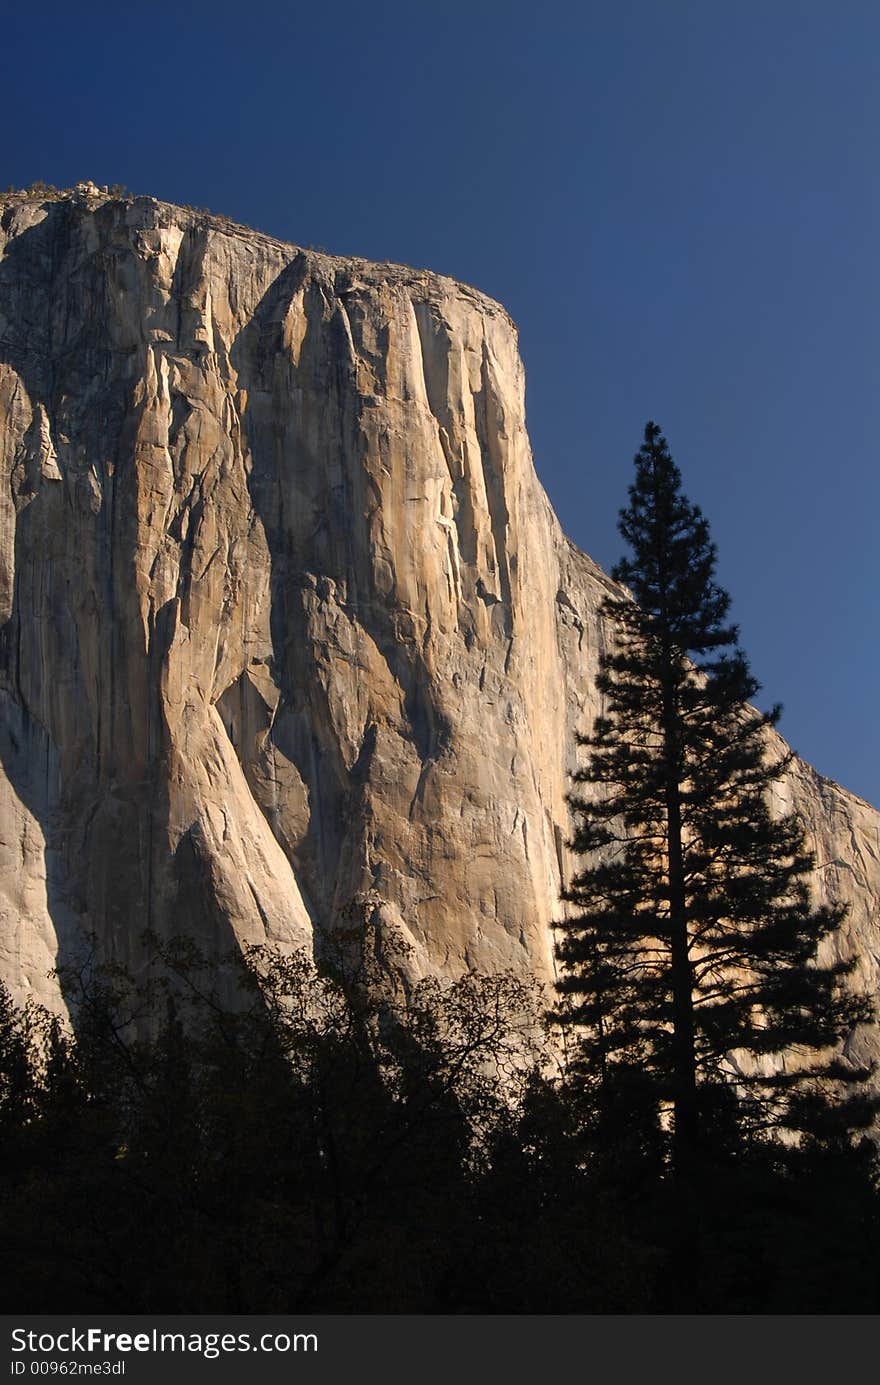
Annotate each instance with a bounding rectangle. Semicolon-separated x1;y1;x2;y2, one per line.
554;422;875;1176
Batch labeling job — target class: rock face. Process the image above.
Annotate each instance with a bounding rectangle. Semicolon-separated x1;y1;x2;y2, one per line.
0;190;878;1065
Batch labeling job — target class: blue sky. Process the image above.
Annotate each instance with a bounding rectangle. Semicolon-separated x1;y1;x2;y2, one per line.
4;1;878;805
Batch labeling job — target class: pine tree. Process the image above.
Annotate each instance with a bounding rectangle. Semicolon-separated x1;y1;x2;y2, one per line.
554;422;876;1180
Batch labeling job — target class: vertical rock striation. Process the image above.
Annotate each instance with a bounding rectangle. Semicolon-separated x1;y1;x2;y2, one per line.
0;189;877;1072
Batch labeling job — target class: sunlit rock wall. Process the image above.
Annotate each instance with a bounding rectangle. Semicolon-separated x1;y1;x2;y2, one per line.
0;190;877;1070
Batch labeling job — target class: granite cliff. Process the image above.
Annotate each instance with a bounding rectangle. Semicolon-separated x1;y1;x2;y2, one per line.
0;186;877;1073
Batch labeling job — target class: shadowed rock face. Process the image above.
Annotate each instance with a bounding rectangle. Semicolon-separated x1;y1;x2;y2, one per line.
0;192;878;1064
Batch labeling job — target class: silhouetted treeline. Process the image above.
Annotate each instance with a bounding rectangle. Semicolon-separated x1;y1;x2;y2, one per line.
1;934;878;1313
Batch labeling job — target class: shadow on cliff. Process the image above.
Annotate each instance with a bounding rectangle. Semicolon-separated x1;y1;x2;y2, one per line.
229;256;452;965
0;691;89;1010
0;202;249;1023
0;201;99;1010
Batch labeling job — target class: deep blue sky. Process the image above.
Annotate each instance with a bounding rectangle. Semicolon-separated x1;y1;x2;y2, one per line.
4;1;878;806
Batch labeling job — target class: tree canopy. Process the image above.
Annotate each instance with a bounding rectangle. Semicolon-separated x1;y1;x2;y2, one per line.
554;421;876;1173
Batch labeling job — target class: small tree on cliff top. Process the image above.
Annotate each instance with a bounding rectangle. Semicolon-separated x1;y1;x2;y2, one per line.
554;422;876;1176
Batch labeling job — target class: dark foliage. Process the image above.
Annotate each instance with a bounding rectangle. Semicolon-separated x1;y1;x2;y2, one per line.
553;421;877;1176
0;933;878;1313
0;935;543;1313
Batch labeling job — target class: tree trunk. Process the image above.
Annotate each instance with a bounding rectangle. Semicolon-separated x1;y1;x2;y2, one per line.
667;783;697;1176
663;679;700;1308
660;664;698;1181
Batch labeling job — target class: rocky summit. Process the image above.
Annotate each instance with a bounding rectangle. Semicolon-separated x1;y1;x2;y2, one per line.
0;187;878;1071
